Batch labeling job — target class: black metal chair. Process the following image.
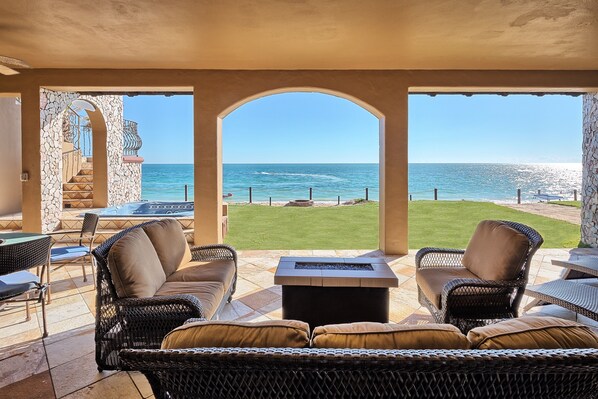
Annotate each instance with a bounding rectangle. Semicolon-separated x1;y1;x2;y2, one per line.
0;234;52;337
416;220;544;333
47;213;100;302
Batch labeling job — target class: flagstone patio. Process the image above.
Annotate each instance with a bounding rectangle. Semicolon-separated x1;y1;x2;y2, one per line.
1;248;596;398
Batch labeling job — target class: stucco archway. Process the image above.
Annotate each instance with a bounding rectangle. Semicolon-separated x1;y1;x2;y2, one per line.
61;98;109;208
193;81;407;255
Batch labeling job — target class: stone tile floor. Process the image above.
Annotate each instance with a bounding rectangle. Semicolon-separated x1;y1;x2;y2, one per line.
1;247;597;398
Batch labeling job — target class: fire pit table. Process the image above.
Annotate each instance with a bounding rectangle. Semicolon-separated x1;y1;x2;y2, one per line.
274;257;398;329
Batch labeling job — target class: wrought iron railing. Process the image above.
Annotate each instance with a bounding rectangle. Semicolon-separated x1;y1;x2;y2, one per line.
64;107;93;157
123;119;142;157
64;107;142;157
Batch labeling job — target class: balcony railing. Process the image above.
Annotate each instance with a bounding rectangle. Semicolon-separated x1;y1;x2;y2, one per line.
64;108;142;157
64;107;93;157
123;119;143;157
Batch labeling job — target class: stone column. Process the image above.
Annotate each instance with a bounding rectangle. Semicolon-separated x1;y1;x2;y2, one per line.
582;93;598;246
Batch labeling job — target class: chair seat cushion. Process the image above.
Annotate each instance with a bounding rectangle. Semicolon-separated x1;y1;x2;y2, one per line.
0;271;40;300
311;322;469;349
166;260;236;292
462;220;530;281
161;319;310;349
155;281;225;319
143;219;192;277
467;316;598;349
0;282;38;300
107;228;166;298
0;270;40;285
50;246;89;262
416;267;478;309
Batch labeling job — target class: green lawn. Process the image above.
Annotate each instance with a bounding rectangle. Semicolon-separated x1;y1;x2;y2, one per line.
224;201;581;250
547;200;581;209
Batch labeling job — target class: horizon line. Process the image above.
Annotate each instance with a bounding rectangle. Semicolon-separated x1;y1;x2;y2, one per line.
141;161;582;165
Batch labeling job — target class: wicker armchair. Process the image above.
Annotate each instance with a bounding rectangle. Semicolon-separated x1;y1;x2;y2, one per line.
416;220;543;332
91;220;237;371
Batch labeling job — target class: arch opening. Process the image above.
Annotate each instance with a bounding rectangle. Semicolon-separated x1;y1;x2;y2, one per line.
61;98;108;208
219;89;383;249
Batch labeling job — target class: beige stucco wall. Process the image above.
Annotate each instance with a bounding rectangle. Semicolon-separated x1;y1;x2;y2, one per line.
0;97;22;215
3;69;598;251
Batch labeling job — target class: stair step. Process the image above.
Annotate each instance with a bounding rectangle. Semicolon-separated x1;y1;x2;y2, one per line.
79;169;94;176
71;175;93;183
63;190;93;200
63;183;93;191
63;199;93;208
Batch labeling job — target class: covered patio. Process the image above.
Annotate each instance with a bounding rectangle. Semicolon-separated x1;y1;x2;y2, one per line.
2;247;596;398
2;1;598;398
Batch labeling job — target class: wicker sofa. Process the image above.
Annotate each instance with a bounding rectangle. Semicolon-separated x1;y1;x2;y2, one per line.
92;219;237;370
120;317;598;399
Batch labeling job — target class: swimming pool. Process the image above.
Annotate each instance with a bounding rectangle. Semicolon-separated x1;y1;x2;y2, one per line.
88;201;194;217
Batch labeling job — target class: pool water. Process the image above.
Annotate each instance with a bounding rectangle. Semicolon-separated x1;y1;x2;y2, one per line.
87;201;194;217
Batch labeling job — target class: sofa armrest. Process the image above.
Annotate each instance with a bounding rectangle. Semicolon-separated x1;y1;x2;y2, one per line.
440;278;524;311
117;294;206;319
190;244;237;264
416;248;465;269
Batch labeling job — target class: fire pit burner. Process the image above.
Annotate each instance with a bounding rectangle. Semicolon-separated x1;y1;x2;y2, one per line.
295;262;374;271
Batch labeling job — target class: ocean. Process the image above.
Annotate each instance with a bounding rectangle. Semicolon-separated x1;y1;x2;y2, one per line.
141;163;582;203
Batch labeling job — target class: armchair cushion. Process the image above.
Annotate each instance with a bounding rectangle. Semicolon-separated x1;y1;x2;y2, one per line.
161;319;310;349
155;281;224;319
467;316;598;349
143;218;192;277
107;228;166;298
462;220;529;281
311;322;469;349
416;267;478;308
166;260;236;292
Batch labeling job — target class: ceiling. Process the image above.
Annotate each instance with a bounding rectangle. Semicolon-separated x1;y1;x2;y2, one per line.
0;0;597;70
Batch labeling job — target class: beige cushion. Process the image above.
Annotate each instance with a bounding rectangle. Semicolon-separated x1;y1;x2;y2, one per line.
468;316;598;349
155;281;225;319
311;322;469;349
416;267;478;308
143;218;192;277
167;260;236;292
161;319;310;349
462;220;530;281
107;228;166;298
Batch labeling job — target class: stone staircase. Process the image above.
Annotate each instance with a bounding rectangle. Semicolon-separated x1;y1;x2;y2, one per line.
63;161;94;208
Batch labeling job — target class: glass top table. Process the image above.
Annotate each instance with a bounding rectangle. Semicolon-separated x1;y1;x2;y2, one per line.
0;232;49;246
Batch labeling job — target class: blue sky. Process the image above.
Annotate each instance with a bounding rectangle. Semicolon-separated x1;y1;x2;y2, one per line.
123;93;582;164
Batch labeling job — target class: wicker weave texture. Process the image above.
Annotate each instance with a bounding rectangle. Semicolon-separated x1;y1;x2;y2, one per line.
120;347;598;399
92;221;237;370
416;221;544;332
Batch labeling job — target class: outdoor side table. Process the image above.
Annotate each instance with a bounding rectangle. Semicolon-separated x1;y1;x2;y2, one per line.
524;257;598;321
274;257;398;330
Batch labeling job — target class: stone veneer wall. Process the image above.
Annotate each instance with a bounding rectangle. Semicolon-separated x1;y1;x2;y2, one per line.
582;93;598;247
40;89;142;232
